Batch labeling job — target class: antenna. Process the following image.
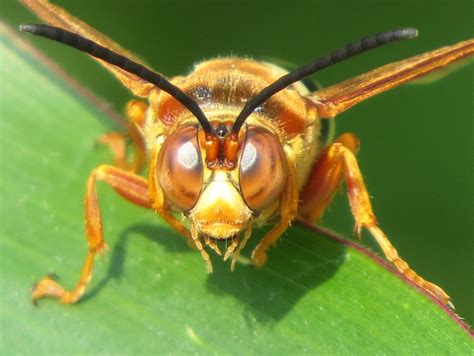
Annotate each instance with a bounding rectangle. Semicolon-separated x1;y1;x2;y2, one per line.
231;28;418;135
20;24;213;135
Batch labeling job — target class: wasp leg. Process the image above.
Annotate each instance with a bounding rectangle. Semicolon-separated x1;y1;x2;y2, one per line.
298;133;451;305
32;165;151;304
251;146;299;268
298;133;359;221
97;100;147;172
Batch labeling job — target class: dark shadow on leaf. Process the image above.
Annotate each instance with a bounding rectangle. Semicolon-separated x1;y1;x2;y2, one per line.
206;226;346;323
82;224;345;324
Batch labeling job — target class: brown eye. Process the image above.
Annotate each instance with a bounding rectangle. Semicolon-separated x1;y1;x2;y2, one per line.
239;126;287;211
156;126;202;210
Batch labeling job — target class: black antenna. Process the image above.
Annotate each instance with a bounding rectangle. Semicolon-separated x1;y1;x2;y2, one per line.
231;28;418;135
20;24;213;135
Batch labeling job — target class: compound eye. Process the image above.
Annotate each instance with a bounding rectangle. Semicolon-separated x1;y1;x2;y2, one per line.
156;125;203;210
239;126;287;211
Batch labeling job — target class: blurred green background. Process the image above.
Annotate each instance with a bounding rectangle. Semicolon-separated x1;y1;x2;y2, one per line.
2;0;472;326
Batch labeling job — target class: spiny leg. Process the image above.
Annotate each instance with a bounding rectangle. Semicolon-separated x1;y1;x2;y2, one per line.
96;100;147;172
231;225;252;271
32;165;151;304
368;225;452;307
298;133;451;305
251;146;299;267
191;225;213;273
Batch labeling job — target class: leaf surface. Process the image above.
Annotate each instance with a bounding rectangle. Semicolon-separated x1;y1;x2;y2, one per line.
0;25;471;354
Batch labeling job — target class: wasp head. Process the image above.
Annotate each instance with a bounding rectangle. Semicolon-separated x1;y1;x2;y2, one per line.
155;120;288;240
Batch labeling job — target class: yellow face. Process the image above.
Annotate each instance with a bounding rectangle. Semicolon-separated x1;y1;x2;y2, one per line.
154;119;288;240
189;170;252;239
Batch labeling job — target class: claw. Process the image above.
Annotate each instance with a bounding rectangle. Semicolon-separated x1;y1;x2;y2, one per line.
31;275;66;305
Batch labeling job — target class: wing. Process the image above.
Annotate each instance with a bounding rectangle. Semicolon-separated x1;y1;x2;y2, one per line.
309;39;474;118
21;0;156;97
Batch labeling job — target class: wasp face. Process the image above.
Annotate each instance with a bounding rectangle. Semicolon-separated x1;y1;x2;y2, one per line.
190;170;252;238
155;121;288;240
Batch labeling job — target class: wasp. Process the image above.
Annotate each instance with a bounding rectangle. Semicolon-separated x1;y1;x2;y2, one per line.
21;0;473;306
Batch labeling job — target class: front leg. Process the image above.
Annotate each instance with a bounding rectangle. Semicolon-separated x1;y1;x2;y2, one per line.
32;165;150;304
298;133;451;305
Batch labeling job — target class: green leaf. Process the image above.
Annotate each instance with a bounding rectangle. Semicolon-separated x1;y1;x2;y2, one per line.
0;24;472;354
